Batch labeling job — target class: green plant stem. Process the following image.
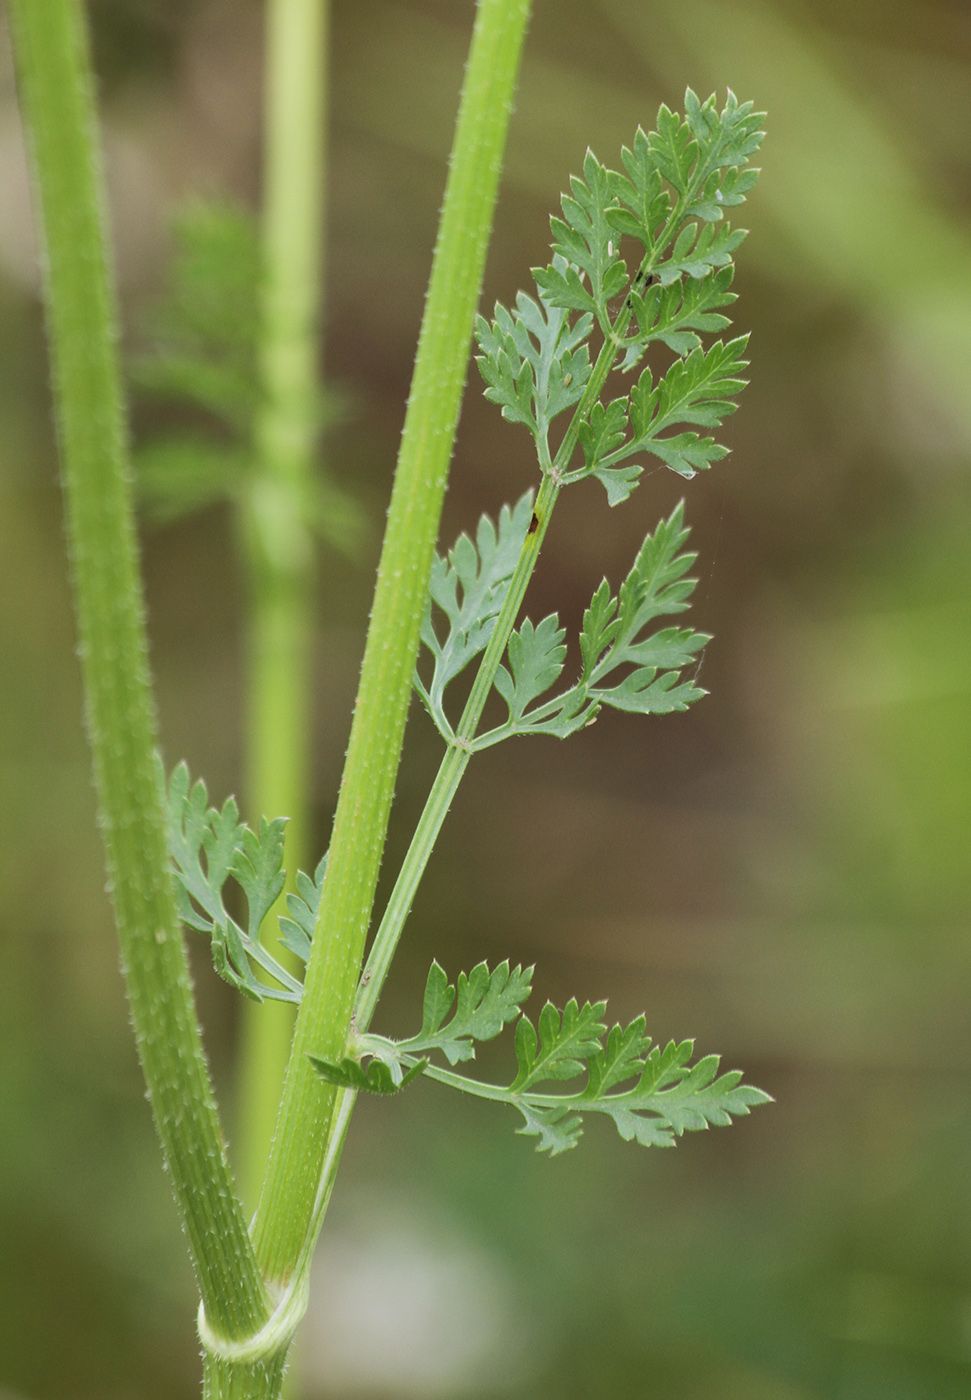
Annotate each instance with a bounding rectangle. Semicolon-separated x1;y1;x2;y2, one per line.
251;0;532;1285
236;0;330;1216
7;0;268;1343
354;743;471;1030
203;1355;288;1400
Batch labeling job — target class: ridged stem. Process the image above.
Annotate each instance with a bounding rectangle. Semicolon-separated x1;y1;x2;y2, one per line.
202;1355;287;1400
7;0;268;1343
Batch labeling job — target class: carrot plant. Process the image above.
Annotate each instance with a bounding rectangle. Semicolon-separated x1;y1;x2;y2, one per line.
8;0;768;1394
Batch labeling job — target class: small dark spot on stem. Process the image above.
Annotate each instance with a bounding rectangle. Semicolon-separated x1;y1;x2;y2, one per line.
528;512;539;535
625;270;658;310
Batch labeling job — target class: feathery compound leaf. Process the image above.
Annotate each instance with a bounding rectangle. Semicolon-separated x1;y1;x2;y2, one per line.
331;960;771;1155
308;1053;428;1095
310;960;532;1091
654;220;747;287
415;494;533;737
475;258;594;452
394;959;534;1065
580;1040;772;1147
624;265;737;365
516;1103;584;1156
609;90;764;243
546;149;629;322
475;97;761;510
165;761;308;1003
493;616;568;724
577;503;708;715
277;853;328;965
579;331;749;499
133;438;250;525
511;999;608;1090
472;504;708;747
590;335;749;486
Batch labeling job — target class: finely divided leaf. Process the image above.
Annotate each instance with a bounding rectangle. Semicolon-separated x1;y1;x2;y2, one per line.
546;150;629;321
581;336;748;488
134;438;250;525
578;399;629;472
654;221;746;287
516;1103;584;1156
625;266;736;364
308;1053;427;1095
511;999;608;1091
577;503;708;715
475;260;593;445
475;505;709;746
581;1040;772;1147
133;202;260;432
165;761;310;1003
475;98;762;510
605;126;672;252
397;959;534;1065
494;616;568;725
313;958;770;1157
277;854;328;965
416;495;533;737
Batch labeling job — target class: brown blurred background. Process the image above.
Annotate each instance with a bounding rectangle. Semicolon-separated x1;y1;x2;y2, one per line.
2;1;971;1396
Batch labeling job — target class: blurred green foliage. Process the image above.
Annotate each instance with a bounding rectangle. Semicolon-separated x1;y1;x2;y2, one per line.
2;0;971;1397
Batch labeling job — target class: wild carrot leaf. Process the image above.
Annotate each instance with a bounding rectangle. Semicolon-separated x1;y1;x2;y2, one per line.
132;203;260;435
165;761;306;1003
391;959;533;1065
623;265;736;365
316;960;770;1156
515;1103;584;1156
493;616;568;724
276;854;328;965
480;94;762;505
414;494;533;737
470;504;707;746
475;258;593;454
544;149;629;323
604;336;749;482
307;1053;428;1095
510;998;608;1090
572;504;707;716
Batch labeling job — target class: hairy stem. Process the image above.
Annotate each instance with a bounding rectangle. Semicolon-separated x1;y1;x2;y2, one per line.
202;1355;288;1400
252;0;533;1284
235;0;331;1216
8;0;267;1341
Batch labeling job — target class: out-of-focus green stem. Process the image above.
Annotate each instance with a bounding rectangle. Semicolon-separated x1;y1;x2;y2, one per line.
236;0;330;1212
252;0;533;1285
7;0;268;1345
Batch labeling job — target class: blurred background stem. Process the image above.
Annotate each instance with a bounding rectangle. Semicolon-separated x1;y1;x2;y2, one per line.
236;0;330;1214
